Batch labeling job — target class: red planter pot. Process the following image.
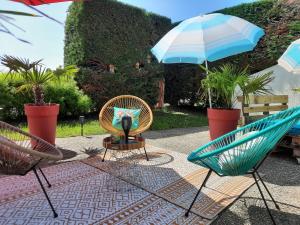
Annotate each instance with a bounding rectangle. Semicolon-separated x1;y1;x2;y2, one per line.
207;108;240;140
24;104;59;145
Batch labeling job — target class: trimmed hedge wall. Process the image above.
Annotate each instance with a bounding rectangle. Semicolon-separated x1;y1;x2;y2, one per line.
65;0;300;108
65;0;171;109
65;0;171;67
77;64;164;109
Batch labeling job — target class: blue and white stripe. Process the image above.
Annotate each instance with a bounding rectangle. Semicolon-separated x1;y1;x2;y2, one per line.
151;13;265;64
278;39;300;74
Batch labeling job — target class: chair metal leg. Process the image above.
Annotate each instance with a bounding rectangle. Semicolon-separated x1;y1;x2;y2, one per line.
185;169;212;217
252;173;276;225
143;147;149;161
33;168;58;218
255;171;280;210
38;167;51;188
102;148;108;162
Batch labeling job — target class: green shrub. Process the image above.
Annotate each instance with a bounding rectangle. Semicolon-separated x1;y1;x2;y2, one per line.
0;76;92;121
77;64;164;109
0;77;32;120
65;0;171;109
164;64;204;107
217;0;275;27
45;81;92;117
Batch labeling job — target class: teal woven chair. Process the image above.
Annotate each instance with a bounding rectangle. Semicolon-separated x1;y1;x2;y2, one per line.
185;106;300;225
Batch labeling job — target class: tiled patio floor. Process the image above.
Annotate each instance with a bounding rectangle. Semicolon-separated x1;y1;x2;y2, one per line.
1;127;299;224
55;127;300;225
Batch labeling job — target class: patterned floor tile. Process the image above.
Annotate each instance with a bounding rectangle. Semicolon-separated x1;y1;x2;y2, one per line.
82;145;255;220
0;161;210;225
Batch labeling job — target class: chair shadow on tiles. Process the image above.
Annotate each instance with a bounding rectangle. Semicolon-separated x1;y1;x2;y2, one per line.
82;149;256;221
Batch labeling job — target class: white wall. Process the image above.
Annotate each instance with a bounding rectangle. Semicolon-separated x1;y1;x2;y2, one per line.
234;65;300;109
254;65;300;107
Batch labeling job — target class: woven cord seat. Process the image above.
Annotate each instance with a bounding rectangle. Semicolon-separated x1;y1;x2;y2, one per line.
185;107;300;225
99;95;153;161
0;121;63;218
99;95;153;136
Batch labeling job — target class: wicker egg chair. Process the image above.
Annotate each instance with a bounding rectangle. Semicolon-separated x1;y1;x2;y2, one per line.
99;95;153;136
99;95;153;161
185;106;300;225
0;121;63;218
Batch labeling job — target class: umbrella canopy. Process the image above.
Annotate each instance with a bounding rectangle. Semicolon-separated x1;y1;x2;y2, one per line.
278;38;300;74
12;0;75;5
151;13;264;64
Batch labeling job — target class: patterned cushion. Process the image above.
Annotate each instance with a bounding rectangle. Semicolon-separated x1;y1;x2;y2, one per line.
112;107;141;131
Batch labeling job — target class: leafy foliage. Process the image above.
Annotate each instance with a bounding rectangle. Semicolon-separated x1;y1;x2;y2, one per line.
64;0;171;67
216;0;300;72
201;64;248;108
0;55;55;105
217;0;274;27
65;0;171;108
1;56;56;105
77;64;164;109
164;64;204;106
45;80;92;117
239;71;274;104
0;74;92;121
201;64;274;109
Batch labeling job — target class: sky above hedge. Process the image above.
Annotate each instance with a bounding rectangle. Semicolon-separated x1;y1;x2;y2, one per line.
0;0;255;69
120;0;255;22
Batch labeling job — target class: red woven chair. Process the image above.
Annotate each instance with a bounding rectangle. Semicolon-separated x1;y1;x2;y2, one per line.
0;121;63;218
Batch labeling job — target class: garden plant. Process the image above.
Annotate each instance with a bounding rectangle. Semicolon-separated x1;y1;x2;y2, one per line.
201;63;274;139
0;55;88;144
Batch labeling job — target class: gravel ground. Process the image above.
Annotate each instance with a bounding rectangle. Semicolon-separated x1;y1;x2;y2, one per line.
56;127;300;225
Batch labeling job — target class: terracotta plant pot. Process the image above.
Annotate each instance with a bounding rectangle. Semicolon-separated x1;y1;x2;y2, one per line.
24;104;59;145
207;108;240;140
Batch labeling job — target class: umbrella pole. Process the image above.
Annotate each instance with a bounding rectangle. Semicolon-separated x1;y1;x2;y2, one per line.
205;60;212;108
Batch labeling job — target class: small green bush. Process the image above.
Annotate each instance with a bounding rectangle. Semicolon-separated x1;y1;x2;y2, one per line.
45;81;92;117
77;64;164;110
0;78;31;120
0;76;92;121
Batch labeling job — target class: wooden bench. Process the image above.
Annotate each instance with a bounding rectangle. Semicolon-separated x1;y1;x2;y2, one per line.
238;95;300;164
237;95;288;126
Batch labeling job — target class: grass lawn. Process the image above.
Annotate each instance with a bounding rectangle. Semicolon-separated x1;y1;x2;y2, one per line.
21;108;208;138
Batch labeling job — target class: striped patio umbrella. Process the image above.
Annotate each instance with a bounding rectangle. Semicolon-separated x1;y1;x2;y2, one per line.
278;38;300;74
151;13;264;107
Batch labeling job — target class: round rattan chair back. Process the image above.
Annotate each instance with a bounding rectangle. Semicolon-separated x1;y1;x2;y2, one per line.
0;121;63;175
99;95;153;136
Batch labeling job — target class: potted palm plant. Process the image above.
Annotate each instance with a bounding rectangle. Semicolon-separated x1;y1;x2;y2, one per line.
1;55;62;144
202;64;273;140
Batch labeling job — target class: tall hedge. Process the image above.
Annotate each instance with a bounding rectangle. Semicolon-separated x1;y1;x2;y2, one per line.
65;0;171;67
65;0;300;108
65;0;171;109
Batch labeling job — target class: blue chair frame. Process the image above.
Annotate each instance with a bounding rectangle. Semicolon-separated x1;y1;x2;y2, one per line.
185;107;300;225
